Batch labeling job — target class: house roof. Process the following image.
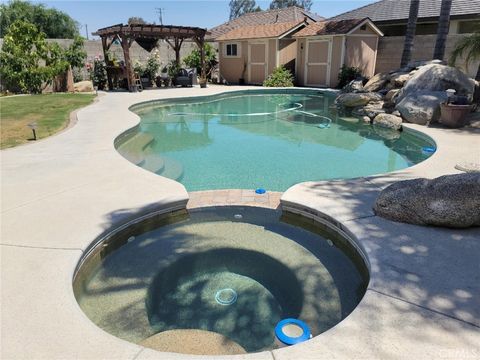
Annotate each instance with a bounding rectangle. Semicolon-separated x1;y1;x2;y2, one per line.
217;20;305;41
208;6;324;40
331;0;480;23
294;18;369;37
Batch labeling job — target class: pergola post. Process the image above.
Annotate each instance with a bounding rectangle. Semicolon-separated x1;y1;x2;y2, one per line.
120;34;136;92
166;37;184;66
194;35;206;81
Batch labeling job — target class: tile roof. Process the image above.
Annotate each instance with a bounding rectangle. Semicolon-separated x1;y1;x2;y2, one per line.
217;20;305;41
331;0;480;22
208;6;324;40
294;18;368;37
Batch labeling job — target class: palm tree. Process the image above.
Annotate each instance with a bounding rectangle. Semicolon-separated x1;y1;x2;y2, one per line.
433;0;452;60
449;32;480;81
400;0;420;68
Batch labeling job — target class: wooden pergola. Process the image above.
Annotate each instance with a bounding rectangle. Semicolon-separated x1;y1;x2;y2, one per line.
93;24;209;92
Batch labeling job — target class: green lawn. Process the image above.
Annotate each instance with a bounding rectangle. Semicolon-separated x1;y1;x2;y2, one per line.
0;93;96;149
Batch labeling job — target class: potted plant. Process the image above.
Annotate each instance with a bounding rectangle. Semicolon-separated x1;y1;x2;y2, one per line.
440;92;473;128
199;76;207;88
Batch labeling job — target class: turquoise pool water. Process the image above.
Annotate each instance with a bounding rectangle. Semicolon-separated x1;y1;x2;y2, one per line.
118;89;434;191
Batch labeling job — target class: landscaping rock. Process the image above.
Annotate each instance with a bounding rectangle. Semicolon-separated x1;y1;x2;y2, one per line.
342;79;365;93
335;92;383;107
362;116;371;123
455;162;480;173
373;126;401;141
397;91;448;125
364;73;389;92
74;80;94;92
372;113;403;130
373;173;480;228
390;72;410;88
364;101;386;119
385;89;400;102
398;64;475;102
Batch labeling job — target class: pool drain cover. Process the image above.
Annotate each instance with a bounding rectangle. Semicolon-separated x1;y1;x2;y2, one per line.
215;288;237;305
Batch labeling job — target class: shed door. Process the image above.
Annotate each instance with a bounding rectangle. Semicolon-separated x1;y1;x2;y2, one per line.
305;39;331;87
248;42;267;84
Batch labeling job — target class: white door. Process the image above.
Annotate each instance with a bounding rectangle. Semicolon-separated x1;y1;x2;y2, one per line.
248;42;268;84
305;39;331;87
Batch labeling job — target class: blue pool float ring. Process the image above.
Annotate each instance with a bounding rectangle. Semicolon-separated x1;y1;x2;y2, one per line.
422;146;436;154
255;188;266;194
275;318;311;345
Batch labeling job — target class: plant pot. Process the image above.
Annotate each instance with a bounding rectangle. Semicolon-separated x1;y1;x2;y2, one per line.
440;103;473;128
141;77;151;89
199;79;207;88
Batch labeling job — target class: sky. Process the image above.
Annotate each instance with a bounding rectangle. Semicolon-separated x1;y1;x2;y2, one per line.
15;0;378;39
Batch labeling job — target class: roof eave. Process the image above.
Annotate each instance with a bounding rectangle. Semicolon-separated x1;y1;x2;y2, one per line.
347;18;384;36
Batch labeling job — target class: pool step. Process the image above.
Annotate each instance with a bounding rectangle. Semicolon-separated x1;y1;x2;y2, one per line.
118;132;154;165
156;157;184;181
141;153;166;174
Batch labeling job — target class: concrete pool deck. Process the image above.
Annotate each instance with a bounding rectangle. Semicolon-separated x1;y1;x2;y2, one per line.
1;86;479;359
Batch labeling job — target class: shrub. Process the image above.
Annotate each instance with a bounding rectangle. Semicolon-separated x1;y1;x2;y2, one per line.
167;60;181;78
0;20;67;93
90;58;107;90
183;43;217;78
263;66;294;87
337;65;362;89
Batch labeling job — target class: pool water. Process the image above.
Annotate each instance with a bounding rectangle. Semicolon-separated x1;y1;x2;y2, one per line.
117;89;434;191
75;207;368;354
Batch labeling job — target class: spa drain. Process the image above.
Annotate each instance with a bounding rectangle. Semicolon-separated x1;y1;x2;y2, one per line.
215;288;237;305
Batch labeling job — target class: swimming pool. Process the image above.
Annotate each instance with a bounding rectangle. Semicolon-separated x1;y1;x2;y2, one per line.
117;89;435;191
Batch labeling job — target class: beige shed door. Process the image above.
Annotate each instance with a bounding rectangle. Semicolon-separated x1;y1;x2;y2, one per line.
305;40;331;87
248;43;267;84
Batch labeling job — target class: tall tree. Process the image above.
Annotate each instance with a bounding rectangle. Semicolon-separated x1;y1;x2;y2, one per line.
128;17;147;25
450;32;480;81
0;0;79;38
433;0;453;60
229;0;260;20
400;0;420;68
269;0;312;11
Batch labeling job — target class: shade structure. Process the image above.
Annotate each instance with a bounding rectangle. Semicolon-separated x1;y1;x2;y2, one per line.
93;23;209;92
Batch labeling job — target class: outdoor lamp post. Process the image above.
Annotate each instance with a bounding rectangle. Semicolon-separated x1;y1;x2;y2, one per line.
27;122;38;141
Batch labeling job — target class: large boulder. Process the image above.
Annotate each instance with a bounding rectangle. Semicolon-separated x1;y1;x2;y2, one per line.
74;80;94;93
335;92;383;107
364;73;390;92
398;64;475;102
396;91;448;125
373;173;480;228
373;113;403;130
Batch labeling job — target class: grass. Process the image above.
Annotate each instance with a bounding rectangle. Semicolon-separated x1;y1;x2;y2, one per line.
0;93;96;149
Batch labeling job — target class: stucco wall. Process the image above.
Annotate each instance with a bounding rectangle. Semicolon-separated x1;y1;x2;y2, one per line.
375;34;479;78
279;39;297;75
345;36;378;78
329;37;344;87
268;39;277;75
296;38;306;85
218;40;248;84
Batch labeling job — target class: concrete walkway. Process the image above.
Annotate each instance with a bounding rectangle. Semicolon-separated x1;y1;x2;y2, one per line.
1;86;479;359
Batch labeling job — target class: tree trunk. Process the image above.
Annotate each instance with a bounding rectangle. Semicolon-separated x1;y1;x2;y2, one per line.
476;63;480;81
400;0;420;68
433;0;452;60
